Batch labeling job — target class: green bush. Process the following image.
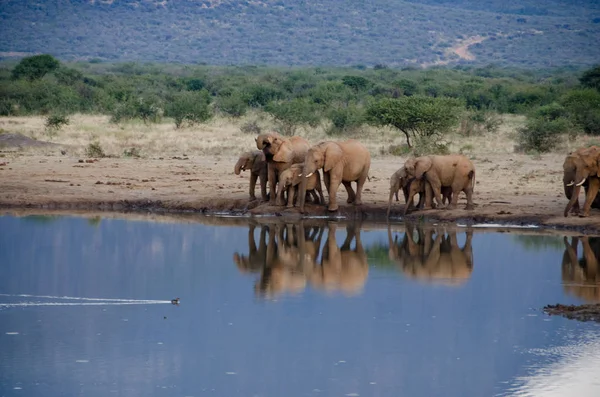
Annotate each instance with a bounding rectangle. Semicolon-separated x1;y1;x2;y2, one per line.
44;114;70;132
165;90;211;128
264;98;322;135
458;109;502;136
215;94;247;118
517;117;571;153
111;96;164;124
560;89;600;135
366;95;463;147
326;104;365;135
11;54;60;81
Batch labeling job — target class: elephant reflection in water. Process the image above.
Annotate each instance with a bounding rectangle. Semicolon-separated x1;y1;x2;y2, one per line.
388;223;474;285
309;223;369;296
562;236;600;302
233;223;323;298
233;222;369;297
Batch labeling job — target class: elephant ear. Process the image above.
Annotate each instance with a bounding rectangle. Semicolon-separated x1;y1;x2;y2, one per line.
273;140;293;163
324;143;343;173
414;157;433;179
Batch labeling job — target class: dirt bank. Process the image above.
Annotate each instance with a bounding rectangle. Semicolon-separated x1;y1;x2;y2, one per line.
1;153;600;233
544;304;600;323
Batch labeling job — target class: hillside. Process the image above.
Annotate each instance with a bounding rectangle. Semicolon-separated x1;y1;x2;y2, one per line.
1;0;599;67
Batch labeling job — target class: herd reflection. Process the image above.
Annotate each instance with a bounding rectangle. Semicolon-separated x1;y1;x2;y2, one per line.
562;236;600;302
234;222;368;297
233;221;478;297
388;224;474;286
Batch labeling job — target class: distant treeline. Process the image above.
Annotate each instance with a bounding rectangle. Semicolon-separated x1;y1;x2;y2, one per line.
1;55;599;152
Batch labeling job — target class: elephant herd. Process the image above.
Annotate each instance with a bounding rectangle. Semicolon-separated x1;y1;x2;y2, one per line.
235;133;600;218
232;221;476;297
234;131;476;217
233;222;369;297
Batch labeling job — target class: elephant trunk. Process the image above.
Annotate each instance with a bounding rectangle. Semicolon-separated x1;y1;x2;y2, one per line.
564;184;582;217
387;187;394;218
234;158;245;175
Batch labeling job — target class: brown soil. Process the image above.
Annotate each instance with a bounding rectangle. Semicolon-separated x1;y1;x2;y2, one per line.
1;152;600;233
544;303;600;323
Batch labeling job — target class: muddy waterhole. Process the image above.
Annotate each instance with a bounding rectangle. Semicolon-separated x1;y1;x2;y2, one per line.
1;215;600;396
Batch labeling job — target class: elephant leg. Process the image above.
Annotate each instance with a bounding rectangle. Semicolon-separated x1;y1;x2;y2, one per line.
259;172;268;202
580;177;600;217
395;191;399;201
323;172;331;207
310;190;319;204
427;177;445;208
328;176;342;211
249;173;258;201
287;186;295;208
355;172;368;206
343;181;356;204
315;172;326;205
267;163;277;205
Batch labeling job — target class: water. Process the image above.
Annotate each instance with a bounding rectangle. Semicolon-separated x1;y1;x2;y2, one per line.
1;214;599;397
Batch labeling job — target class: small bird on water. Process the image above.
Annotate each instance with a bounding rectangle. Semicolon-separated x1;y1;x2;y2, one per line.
171;298;180;305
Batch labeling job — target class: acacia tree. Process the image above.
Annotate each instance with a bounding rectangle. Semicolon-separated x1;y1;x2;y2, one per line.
366;96;463;147
11;54;60;81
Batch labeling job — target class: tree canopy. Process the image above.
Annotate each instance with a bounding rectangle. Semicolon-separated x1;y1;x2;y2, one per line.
11;54;60;81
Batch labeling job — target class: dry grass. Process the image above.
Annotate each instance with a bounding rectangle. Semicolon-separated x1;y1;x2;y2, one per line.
0;113;594;160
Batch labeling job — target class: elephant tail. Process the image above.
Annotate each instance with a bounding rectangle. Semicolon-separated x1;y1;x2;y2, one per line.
468;170;475;190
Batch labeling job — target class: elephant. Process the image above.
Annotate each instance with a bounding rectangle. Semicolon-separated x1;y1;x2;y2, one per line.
233;223;270;274
234;222;324;298
388;224;474;286
387;166;453;217
404;154;475;210
561;236;600;302
298;140;371;212
256;132;310;206
563;146;600;217
403;178;453;216
277;164;325;208
309;223;369;296
234;150;269;202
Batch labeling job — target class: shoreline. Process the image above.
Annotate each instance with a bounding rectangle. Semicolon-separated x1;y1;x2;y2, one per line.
1;154;600;235
2;198;600;235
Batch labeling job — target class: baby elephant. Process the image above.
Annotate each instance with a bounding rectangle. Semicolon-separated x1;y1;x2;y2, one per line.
278;164;325;208
405;178;452;215
234;150;268;201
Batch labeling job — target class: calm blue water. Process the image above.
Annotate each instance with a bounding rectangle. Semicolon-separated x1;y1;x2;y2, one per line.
1;215;599;397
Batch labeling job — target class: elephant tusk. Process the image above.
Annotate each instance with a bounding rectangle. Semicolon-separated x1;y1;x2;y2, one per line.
298;174;303;177
566;181;574;186
576;178;586;186
305;172;313;178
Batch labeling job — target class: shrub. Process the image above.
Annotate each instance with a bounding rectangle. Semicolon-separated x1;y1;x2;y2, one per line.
44;114;70;134
264;98;322;135
240;120;261;135
366;96;463;147
560;89;600;135
123;147;141;158
458;109;502;136
110;96;163;124
215;94;247;118
165;90;211;128
11;54;60;81
86;141;105;158
325;104;364;135
516;117;571;153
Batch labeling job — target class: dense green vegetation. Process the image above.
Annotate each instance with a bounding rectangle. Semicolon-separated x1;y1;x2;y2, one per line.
1;0;599;68
1;55;599;152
